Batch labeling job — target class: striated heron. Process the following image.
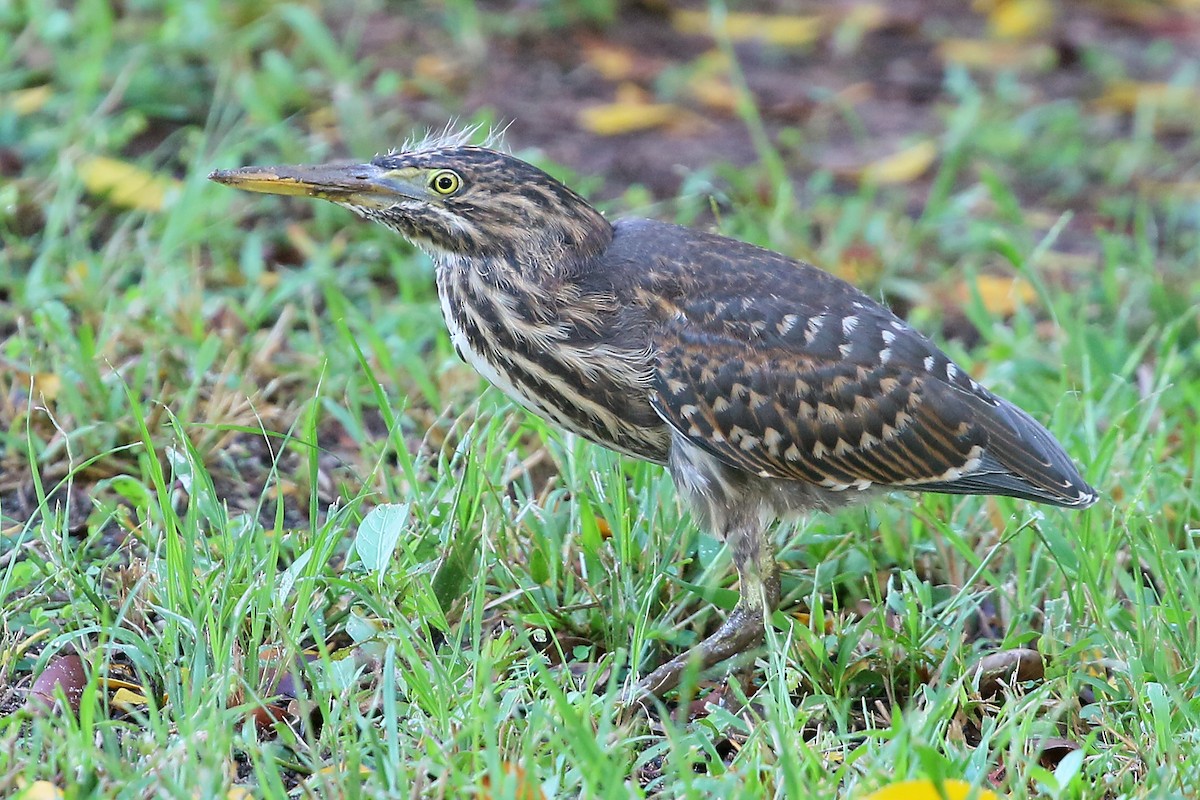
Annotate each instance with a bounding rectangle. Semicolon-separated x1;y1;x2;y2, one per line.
211;135;1096;701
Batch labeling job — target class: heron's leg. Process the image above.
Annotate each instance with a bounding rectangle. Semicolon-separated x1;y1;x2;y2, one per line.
631;518;781;702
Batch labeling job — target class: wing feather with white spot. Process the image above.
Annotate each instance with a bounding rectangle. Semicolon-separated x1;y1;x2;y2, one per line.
650;304;1095;507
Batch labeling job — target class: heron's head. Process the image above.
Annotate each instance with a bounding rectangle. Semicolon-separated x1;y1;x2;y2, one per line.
210;144;612;266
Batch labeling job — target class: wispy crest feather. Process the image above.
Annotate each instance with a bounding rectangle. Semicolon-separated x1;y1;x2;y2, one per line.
390;120;512;156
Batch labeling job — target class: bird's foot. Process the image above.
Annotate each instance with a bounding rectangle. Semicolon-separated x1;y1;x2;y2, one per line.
624;603;766;708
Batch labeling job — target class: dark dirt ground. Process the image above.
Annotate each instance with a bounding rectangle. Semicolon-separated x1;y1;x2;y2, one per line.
360;0;1200;216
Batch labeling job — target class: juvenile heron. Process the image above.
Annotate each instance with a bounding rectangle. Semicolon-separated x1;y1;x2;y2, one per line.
211;136;1096;700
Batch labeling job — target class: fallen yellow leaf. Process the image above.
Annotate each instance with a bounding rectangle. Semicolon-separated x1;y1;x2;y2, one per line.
283;221;347;259
32;372;61;402
859;140;938;185
98;675;145;692
938;38;1055;70
5;85;51;115
1138;178;1200;200
315;764;374;776
578;101;678;136
1080;647;1109;680
953;274;1037;316
1095;81;1199;113
687;74;738;113
673;10;825;47
110;687;150;711
79;156;181;212
986;0;1053;39
306;104;340;136
583;41;638;81
842;3;889;31
257;271;281;290
411;54;467;87
16;781;65;800
790;612;836;634
863;778;1002;800
614;81;651;105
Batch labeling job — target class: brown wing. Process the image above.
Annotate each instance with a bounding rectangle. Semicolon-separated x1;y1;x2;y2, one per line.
593;217;1094;507
650;301;1097;507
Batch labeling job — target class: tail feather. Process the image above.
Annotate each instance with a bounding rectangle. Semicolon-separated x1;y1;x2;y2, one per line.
911;394;1097;508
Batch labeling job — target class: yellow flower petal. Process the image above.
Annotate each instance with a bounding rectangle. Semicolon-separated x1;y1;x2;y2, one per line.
863;778;1002;800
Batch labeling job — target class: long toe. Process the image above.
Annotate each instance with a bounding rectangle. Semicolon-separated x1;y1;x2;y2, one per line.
627;604;767;704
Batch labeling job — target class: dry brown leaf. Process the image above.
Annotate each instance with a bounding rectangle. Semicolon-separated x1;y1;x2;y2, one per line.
858;140;938;185
26;653;88;714
79;156;181;212
248;702;290;733
953;274;1037;316
673;10;825;47
1034;737;1082;770
594;515;613;540
863;779;1001;800
974;647;1044;697
533;629;600;666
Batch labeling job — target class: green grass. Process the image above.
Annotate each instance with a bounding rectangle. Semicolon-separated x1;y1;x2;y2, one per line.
2;1;1199;798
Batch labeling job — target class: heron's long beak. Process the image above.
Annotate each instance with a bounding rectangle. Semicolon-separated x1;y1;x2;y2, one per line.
209;162;421;208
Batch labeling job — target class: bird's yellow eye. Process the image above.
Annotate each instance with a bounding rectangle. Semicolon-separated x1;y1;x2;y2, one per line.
428;170;463;196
